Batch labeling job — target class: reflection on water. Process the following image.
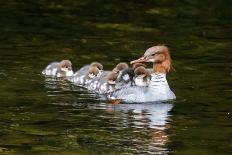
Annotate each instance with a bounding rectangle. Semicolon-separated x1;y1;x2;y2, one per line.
111;103;173;127
106;102;173;154
43;78;173;154
0;0;231;154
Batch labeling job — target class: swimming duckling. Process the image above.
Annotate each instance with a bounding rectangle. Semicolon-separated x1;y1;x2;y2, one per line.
112;62;129;74
134;66;151;86
42;60;73;77
88;71;111;91
71;62;103;84
98;72;118;94
84;66;101;87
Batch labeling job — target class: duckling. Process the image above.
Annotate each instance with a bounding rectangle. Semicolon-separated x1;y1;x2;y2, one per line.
134;66;151;86
98;72;118;94
71;62;103;84
88;71;111;91
89;62;103;75
42;60;73;77
84;66;100;87
112;62;129;75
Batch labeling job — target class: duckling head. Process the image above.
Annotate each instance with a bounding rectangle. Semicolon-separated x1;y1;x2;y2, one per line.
107;72;118;85
134;66;150;86
59;60;74;76
90;62;103;76
132;63;146;70
113;62;129;74
59;60;72;72
88;66;100;79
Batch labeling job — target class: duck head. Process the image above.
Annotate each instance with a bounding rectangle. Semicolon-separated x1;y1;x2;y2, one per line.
131;45;172;73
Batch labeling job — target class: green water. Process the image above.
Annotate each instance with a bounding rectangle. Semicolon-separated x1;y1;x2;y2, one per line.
0;0;231;154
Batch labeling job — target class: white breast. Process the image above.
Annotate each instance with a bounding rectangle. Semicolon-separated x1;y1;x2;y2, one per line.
110;73;176;103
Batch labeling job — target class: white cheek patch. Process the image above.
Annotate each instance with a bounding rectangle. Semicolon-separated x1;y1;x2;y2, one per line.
122;74;130;81
108;80;116;85
61;67;69;72
88;73;95;79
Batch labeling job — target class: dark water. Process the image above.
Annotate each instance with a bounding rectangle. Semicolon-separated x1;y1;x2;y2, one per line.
0;0;231;154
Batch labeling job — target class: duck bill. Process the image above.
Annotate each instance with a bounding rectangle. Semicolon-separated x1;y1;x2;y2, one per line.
130;56;147;64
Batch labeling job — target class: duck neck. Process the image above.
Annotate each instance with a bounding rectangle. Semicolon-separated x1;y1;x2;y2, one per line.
153;63;167;73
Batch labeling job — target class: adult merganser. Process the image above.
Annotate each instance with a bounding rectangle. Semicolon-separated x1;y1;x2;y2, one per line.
42;60;74;77
110;45;176;103
70;62;103;85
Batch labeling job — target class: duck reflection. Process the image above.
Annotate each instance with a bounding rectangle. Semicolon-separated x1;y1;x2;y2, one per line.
44;77;71;91
106;102;173;154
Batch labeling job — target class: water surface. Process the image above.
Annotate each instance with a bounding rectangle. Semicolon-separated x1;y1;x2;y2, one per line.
0;0;231;154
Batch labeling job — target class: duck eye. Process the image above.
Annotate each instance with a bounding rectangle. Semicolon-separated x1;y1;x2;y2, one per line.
151;54;155;56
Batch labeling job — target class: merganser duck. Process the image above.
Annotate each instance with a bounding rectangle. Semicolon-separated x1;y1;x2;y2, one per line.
42;60;74;77
134;66;151;87
70;62;103;85
110;45;176;103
